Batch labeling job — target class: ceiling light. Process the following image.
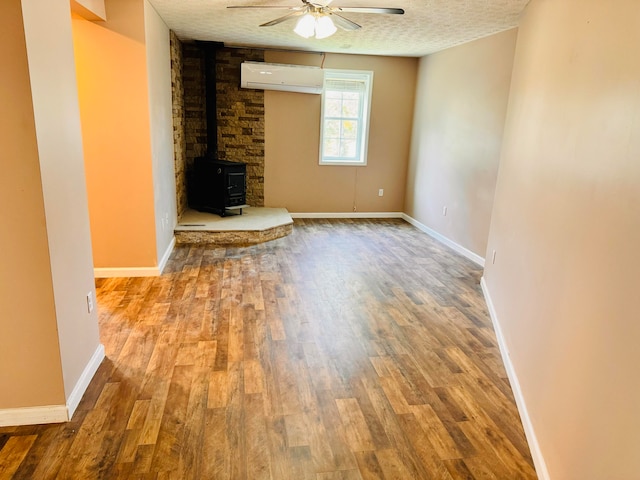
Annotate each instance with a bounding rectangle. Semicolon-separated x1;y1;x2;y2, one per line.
294;13;337;39
315;15;337;39
294;14;316;38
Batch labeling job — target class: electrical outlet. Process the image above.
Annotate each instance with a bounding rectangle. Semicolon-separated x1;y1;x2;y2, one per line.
443;206;448;216
378;189;384;197
86;292;94;313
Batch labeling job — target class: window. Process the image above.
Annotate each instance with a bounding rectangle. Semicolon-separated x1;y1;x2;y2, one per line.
319;70;373;166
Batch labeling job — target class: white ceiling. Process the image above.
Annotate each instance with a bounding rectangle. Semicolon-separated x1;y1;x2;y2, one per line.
148;0;529;57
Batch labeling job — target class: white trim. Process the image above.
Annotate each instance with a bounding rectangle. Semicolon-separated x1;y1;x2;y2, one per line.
94;266;161;278
0;405;68;427
290;212;403;219
0;344;106;426
66;344;105;419
157;236;176;275
319;69;373;166
93;236;175;278
401;213;485;267
480;277;550;480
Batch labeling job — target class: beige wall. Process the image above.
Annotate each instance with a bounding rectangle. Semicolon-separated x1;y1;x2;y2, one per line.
405;29;517;259
1;0;101;413
72;0;159;269
264;52;417;213
22;0;102;406
70;0;106;20
144;0;177;263
484;0;640;478
0;0;66;409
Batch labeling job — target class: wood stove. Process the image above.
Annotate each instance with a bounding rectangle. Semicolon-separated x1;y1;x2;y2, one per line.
185;43;249;217
188;158;247;216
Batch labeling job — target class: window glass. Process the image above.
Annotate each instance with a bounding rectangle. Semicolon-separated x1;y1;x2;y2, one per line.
319;70;373;166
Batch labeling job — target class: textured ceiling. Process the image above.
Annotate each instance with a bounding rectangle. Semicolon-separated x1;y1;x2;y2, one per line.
147;0;529;57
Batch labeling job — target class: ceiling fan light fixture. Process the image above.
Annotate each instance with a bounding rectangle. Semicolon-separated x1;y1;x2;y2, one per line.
231;1;403;38
315;15;337;39
293;11;337;40
294;14;316;38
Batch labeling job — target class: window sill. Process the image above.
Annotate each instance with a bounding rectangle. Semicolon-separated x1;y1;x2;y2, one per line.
319;161;368;167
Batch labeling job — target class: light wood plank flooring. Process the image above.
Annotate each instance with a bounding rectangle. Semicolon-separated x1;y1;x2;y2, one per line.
0;219;537;479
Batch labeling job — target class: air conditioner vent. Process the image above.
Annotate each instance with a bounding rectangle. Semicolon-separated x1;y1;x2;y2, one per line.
241;62;325;94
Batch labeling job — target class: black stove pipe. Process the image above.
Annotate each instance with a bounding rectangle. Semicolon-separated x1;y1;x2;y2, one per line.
200;41;223;159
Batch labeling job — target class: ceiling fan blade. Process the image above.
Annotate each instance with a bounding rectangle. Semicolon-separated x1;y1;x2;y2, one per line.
227;5;302;9
260;10;307;26
330;13;361;31
333;6;404;14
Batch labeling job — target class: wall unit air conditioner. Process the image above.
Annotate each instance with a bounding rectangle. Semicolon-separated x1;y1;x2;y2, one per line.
241;62;324;94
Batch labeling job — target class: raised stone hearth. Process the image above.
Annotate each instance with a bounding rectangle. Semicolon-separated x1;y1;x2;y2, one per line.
174;207;293;246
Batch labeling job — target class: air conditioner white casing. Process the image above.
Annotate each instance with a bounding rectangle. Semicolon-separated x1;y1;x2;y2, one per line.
241;61;324;94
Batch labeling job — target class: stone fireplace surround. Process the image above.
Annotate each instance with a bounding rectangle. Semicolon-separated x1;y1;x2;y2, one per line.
170;34;293;245
170;32;266;218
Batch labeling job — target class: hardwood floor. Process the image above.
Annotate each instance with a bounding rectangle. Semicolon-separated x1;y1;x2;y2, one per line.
0;219;537;479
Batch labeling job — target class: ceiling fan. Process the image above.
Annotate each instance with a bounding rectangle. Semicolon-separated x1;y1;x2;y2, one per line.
227;0;404;39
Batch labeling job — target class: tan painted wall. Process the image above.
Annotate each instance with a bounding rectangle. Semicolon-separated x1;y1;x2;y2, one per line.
1;0;101;412
0;0;66;409
70;0;106;20
144;0;177;263
72;0;158;269
264;52;417;213
22;0;102;405
23;0;100;406
484;0;640;478
405;29;517;258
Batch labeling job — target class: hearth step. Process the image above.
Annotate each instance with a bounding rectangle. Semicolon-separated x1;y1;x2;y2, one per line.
174;207;293;246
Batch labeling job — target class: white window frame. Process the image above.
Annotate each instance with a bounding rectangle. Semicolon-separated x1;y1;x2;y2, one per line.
319;69;374;166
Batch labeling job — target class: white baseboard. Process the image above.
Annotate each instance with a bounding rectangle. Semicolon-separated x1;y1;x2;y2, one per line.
480;277;550;480
0;344;106;427
290;212;404;219
157;236;176;275
401;213;485;267
66;344;105;419
94;236;175;278
0;405;68;427
94;266;161;278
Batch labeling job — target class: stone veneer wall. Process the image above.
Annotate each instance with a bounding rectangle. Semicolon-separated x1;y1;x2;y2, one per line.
169;31;188;216
176;44;265;211
215;48;265;207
